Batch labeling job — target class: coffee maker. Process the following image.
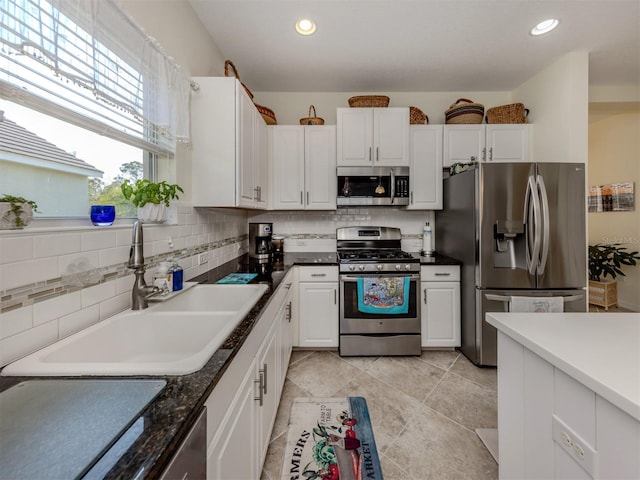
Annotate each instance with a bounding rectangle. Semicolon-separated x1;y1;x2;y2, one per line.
249;223;273;260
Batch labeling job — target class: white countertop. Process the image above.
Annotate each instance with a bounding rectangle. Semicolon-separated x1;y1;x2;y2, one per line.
486;312;640;422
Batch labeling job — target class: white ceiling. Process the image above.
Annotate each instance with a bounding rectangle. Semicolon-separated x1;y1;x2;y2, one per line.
188;0;640;93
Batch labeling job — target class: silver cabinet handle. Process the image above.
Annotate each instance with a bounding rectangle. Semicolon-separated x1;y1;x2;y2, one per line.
286;301;292;322
300;191;303;204
434;272;451;276
334;289;337;304
489;147;493;161
262;363;268;395
369;146;372;162
285;282;292;290
306;191;309;205
311;273;327;277
482;147;486;161
423;288;427;304
254;373;264;406
470;155;476;162
376;146;379;162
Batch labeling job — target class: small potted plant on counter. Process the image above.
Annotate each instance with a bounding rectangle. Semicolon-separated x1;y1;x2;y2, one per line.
0;194;40;229
121;179;184;223
588;243;640;310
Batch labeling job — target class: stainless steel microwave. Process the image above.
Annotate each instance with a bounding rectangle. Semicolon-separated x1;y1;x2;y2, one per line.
337;166;409;206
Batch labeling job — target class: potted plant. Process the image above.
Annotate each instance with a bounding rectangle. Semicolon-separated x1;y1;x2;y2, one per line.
120;179;184;223
0;194;40;229
588;243;640;309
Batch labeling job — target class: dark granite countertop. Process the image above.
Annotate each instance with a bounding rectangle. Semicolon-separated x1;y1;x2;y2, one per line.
0;250;462;479
0;252;338;480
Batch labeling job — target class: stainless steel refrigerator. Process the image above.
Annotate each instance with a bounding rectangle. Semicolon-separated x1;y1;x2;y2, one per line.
435;163;587;366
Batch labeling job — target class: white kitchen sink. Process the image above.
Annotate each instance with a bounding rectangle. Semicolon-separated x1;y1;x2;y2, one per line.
1;284;268;376
152;284;267;313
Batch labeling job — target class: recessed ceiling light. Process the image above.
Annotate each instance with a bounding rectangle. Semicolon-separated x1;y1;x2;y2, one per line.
531;18;559;36
295;18;316;36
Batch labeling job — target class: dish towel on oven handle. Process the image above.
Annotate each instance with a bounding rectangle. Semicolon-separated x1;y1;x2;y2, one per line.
357;277;410;314
510;296;564;312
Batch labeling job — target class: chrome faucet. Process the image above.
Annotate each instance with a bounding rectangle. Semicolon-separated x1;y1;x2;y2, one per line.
128;220;159;310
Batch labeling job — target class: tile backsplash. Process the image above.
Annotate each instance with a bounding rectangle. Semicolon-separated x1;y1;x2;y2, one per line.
0;205;249;367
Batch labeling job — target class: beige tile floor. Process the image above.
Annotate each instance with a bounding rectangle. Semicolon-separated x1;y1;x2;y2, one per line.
261;350;498;480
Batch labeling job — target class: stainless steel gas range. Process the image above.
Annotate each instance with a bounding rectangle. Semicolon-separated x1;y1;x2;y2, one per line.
337;226;421;356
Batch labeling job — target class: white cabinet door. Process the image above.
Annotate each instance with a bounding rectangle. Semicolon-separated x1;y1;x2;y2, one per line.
305;126;337;209
337;108;373;166
207;357;259;480
485;124;530;163
191;76;267;209
420;265;460;347
408;125;443;209
421;281;461;347
443;124;485;167
255;115;268;207
270;126;305;209
238;87;257;208
337;108;409;166
374;108;409;166
257;321;279;465
270;126;336;210
298;267;339;348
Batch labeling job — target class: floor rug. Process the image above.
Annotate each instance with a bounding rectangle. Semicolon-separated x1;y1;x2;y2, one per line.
281;397;383;480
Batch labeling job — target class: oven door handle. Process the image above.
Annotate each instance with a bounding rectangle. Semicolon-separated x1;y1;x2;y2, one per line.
340;274;421;281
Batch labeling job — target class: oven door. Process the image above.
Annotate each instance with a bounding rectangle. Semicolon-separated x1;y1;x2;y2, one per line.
340;273;420;334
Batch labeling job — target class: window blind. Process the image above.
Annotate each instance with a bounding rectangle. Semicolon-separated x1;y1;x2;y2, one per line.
0;0;192;156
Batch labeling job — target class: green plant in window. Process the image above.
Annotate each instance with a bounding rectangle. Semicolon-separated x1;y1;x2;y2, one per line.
120;180;184;207
0;194;40;228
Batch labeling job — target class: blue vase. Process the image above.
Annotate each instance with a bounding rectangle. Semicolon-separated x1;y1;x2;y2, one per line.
90;205;116;226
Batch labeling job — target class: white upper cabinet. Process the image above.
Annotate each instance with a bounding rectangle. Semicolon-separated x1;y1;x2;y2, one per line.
408;125;443;210
337;107;409;166
443;124;531;166
270;125;336;210
191;76;267;209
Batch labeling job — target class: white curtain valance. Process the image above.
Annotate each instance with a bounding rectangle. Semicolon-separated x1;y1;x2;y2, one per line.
0;0;192;148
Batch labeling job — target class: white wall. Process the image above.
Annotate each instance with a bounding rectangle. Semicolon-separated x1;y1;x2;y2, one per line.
513;51;589;164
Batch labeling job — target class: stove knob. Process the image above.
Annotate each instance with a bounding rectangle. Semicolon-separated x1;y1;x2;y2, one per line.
376;264;384;271
349;265;355;271
405;264;411;270
358;265;366;271
395;264;402;271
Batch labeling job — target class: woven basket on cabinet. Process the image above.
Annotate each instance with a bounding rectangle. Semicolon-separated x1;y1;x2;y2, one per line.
486;103;529;124
299;105;324;125
348;95;390;108
409;106;428;124
444;98;485;124
224;60;253;100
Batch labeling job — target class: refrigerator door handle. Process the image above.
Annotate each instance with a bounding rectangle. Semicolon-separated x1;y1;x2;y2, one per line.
524;175;541;276
536;174;551;276
485;293;585;303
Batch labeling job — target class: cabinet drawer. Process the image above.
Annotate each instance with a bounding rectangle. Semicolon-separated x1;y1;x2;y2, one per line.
421;265;460;281
298;266;339;282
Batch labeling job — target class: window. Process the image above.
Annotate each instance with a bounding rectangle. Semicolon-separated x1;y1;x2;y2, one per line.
0;0;191;219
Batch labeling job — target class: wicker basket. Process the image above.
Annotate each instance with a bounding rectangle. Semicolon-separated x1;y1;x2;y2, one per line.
486;103;529;124
299;105;324;125
348;95;390;108
409;106;428;124
445;98;485;124
256;104;277;125
224;60;253;100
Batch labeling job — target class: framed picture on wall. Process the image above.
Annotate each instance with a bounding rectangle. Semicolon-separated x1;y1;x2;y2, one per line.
588;181;635;212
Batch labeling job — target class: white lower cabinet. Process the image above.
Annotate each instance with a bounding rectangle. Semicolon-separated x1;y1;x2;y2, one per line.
205;269;294;478
420;265;460;347
297;266;339;348
497;332;640;480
